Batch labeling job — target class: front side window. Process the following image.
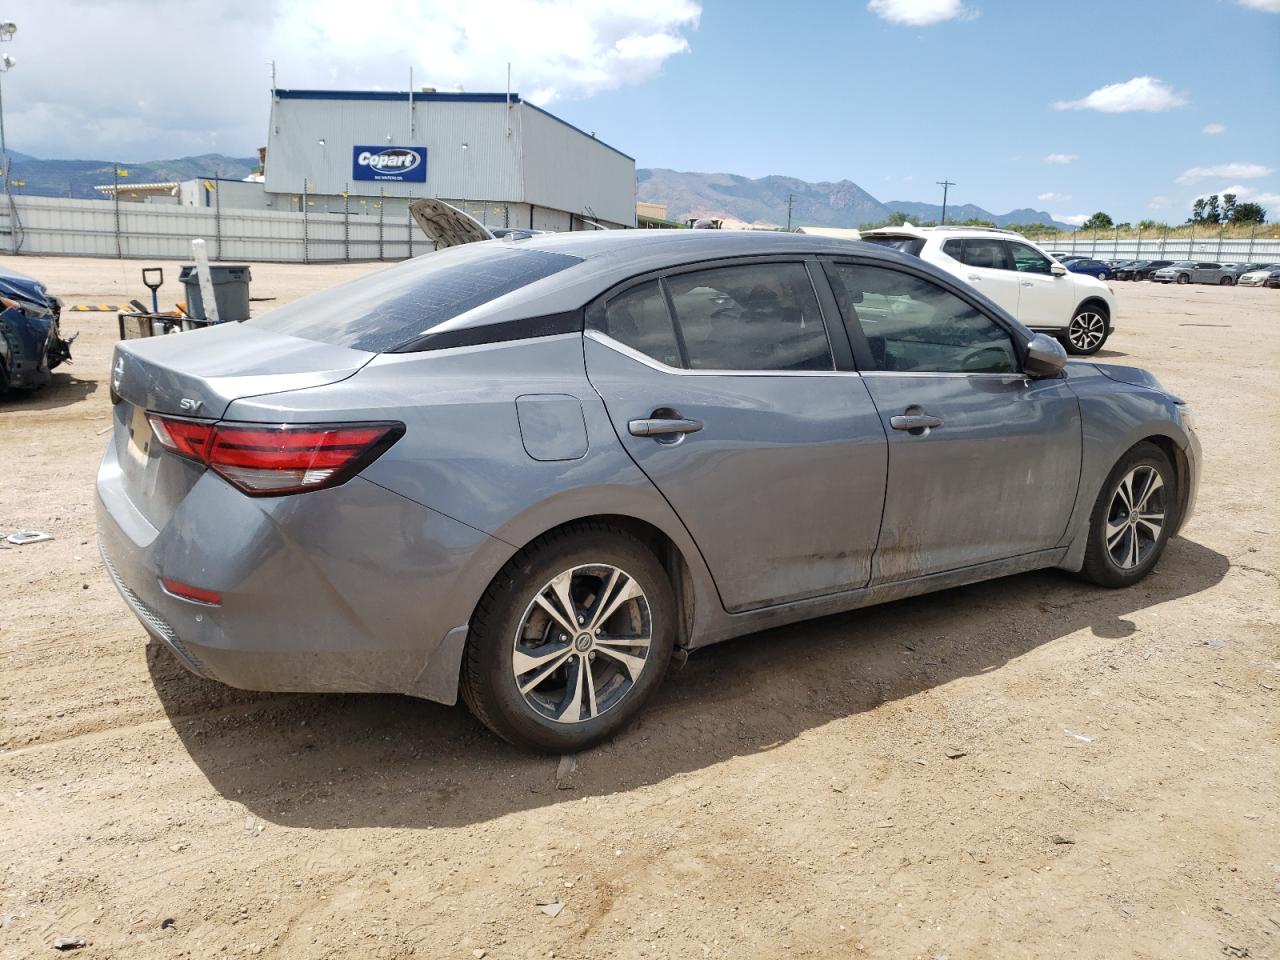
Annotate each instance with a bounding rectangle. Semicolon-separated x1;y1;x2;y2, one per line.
826;263;1017;374
599;280;683;368
1010;242;1053;274
664;262;833;371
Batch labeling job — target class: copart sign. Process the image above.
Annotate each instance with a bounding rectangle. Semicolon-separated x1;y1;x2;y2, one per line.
352;146;427;183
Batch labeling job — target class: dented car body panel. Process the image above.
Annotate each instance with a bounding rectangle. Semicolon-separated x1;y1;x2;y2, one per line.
0;268;72;392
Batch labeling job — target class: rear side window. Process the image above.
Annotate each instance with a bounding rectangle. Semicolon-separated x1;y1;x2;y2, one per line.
600;281;683;368
958;238;1012;270
247;245;583;352
665;262;833;371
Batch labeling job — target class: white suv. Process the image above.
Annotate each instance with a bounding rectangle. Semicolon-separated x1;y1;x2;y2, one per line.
859;226;1116;355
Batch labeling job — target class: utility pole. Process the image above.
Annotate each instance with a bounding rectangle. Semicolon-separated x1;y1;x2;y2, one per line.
936;179;955;225
786;193;794;232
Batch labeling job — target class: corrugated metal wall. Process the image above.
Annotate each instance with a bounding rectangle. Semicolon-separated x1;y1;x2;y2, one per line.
265;96;523;202
4;195;431;262
519;104;636;227
1045;235;1280;262
263;94;635;228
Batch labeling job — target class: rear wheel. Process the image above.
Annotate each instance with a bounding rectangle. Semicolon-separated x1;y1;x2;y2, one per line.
1063;306;1109;355
1080;442;1176;587
460;523;675;752
1219;275;1234;286
1176;273;1190;284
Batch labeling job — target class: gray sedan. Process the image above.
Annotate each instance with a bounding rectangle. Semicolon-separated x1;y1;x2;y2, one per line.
1151;261;1238;285
99;232;1200;752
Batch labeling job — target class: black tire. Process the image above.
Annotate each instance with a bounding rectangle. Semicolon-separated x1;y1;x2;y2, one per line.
460;522;675;752
1080;442;1177;588
1219;275;1233;286
1176;273;1190;284
1062;304;1109;356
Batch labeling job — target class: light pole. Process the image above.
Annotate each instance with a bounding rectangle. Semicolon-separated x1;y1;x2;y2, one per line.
936;178;955;226
0;21;16;161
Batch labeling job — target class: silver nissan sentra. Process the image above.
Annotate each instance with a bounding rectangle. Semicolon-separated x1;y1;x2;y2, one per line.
98;230;1200;752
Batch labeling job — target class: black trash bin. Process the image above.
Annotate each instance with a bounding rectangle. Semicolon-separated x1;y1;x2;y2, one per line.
178;264;252;323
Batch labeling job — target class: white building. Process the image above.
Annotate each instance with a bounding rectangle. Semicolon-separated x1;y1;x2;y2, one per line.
258;89;636;230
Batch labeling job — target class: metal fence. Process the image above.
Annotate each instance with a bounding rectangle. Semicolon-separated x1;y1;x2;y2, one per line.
0;194;515;263
1041;229;1280;264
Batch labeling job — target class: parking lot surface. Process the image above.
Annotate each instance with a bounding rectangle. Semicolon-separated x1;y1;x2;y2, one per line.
2;256;1277;959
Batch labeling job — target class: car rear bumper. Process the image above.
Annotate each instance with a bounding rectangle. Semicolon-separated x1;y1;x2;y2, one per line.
1179;424;1202;535
96;441;505;703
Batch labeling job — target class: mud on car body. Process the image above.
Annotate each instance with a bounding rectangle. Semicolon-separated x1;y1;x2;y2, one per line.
0;267;74;392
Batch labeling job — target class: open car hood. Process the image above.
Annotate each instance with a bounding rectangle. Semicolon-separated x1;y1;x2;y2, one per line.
408;198;495;248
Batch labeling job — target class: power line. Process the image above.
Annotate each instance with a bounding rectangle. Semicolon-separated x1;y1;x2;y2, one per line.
936;179;955;225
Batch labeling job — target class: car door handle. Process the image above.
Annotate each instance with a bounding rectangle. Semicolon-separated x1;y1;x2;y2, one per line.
966;274;980;282
1020;280;1034;287
628;416;704;437
890;414;943;431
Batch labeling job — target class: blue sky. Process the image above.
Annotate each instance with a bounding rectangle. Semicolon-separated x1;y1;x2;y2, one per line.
556;0;1280;223
4;0;1278;224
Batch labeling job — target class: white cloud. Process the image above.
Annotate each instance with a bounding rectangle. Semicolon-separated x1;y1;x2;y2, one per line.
1038;192;1071;202
867;0;976;26
1055;214;1089;226
1148;196;1171;209
1043;153;1078;165
1053;76;1187;113
5;0;701;159
1177;162;1274;184
1236;0;1280;11
1202;123;1226;135
1196;185;1280;208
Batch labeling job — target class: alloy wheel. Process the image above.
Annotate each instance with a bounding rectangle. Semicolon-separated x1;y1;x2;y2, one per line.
1068;312;1106;351
511;563;652;724
1105;465;1166;570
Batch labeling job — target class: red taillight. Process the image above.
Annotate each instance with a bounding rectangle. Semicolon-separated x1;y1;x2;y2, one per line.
147;414;403;496
160;578;223;606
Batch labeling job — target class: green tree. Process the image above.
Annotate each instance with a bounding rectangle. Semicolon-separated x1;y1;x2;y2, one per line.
1222;193;1237;223
1189;198;1206;224
1228;201;1267;224
1205;194;1221;224
1137;219;1160;230
1081;211;1114;231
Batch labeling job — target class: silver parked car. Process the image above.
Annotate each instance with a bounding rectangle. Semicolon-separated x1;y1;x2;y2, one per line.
1151;261;1237;285
99;232;1200;752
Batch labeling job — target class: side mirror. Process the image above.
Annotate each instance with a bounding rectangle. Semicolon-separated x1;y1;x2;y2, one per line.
1024;332;1068;378
1051;263;1067;277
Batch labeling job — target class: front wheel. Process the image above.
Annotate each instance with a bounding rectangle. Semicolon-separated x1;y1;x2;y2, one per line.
1176;273;1190;284
1080;442;1176;587
460;523;675;752
1063;307;1109;355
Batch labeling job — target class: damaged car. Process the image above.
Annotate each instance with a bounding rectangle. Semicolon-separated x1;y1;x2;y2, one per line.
0;267;73;393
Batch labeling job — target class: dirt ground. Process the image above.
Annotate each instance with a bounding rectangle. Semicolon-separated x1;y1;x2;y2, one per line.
2;254;1277;960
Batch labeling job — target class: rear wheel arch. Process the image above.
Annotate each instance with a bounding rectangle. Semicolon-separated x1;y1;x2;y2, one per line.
477;514;697;650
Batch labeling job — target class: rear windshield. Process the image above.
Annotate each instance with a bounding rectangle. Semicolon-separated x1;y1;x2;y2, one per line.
861;235;925;257
247;244;583;352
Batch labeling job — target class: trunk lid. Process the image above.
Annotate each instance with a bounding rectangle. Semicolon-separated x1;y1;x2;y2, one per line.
108;323;374;529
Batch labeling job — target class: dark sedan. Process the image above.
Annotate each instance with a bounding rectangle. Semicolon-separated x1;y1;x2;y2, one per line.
1115;260;1174;281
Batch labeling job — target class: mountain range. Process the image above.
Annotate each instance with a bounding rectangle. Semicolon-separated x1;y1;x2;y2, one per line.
0;152;1071;230
637;168;1073;231
1;152;259;200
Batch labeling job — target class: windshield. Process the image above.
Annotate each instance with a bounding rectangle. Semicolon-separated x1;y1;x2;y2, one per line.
247;244;583;352
1167;261;1195;268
